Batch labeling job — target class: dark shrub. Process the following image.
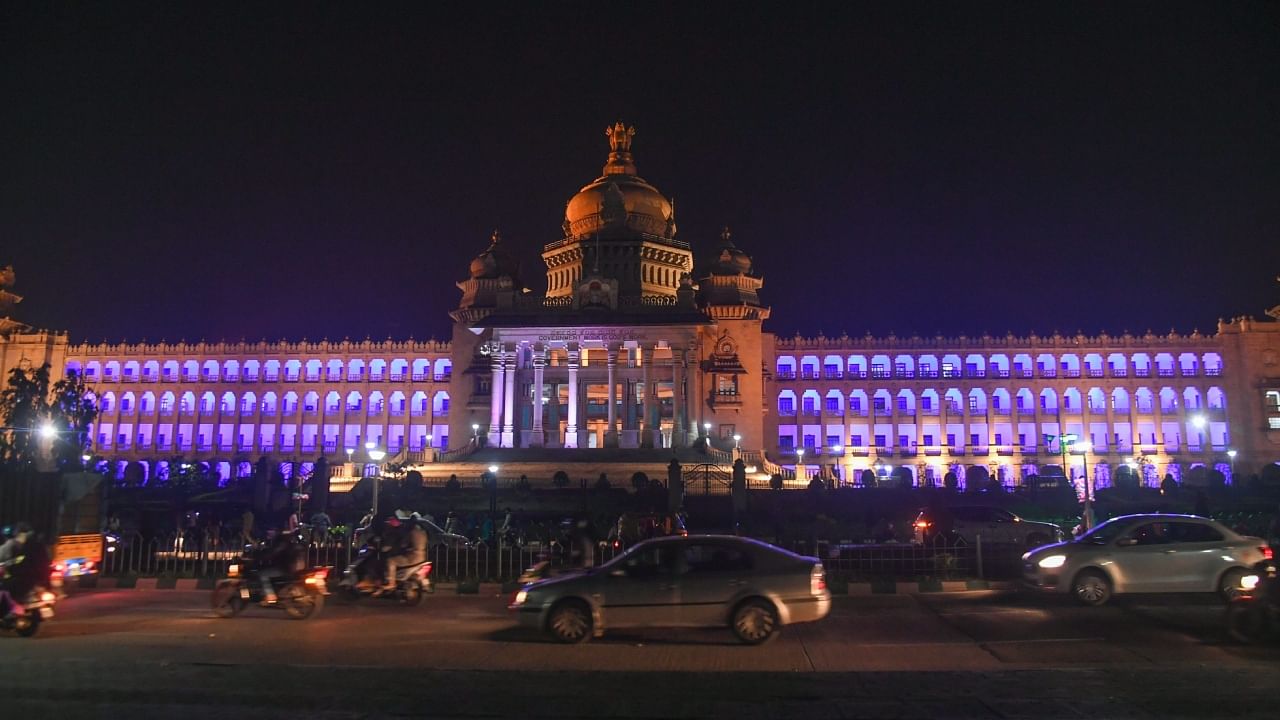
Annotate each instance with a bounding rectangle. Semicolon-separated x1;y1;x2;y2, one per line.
943;471;958;491
445;474;461;491
769;474;784;491
595;473;611;491
552;470;570;489
631;471;650;491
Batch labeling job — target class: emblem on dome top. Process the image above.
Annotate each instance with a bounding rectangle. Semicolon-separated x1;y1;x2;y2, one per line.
606;122;635;152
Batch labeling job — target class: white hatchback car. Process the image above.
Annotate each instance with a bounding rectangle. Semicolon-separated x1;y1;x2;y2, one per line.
1022;514;1268;605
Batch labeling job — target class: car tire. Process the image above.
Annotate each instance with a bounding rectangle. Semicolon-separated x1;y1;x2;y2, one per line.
547;599;592;644
1218;568;1249;601
731;598;779;645
1071;569;1112;606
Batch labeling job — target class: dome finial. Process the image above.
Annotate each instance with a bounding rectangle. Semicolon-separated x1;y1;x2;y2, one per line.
720;226;733;244
490;228;502;245
603;122;637;176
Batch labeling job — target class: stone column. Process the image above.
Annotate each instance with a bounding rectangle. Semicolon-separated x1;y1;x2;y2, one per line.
528;346;545;447
565;348;579;448
605;347;618;447
488;347;504;447
672;349;686;446
501;348;517;448
642;345;659;448
548;382;560;447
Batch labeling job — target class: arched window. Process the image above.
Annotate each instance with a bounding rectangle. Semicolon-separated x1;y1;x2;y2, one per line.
220;392;235;414
369;359;387;381
1206;387;1226;410
1134;387;1154;413
1087;388;1106;413
159;391;175;415
991;389;1011;414
1131;353;1152;377
1203;353;1224;376
777;390;797;416
346;391;363;412
304;360;322;382
941;355;962;379
824;389;845;415
822;355;844;379
120;392;135;414
1111;387;1130;412
243;359;260;381
85;361;101;381
988;355;1010;378
847;390;868;415
966;388;987;413
140;392;155;415
872;390;892;415
1039;388;1058;413
104;361;120;382
223;360;240;382
870;355;891;379
240;392;256;415
847;355;868;378
390;359;409;381
1177;352;1199;376
1159;387;1178;412
964;354;986;379
368;391;385;415
303;391;319;413
282;392;297;415
775;356;796;378
801;390;822;416
1035;353;1056;378
326;359;343;381
1012;354;1032;378
262;392;277;415
162;361;179;381
347;359;365;381
1062;388;1082;413
410;391;429;416
918;355;938;378
141;361;158;382
432;391;450;415
434;358;452;381
1059;354;1081;378
1154;353;1175;377
897;389;917;415
800;355;820;380
99;392;116;414
920;389;940;414
893;355;916;378
180;392;195;415
1182;387;1202;411
1083;354;1104;378
1015;388;1034;413
325;391;341;414
200;392;215;414
412;359;430;381
389;391;406;416
202;360;219;382
264;359;281;382
182;360;199;382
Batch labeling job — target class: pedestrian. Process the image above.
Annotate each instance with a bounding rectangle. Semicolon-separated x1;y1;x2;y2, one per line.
241;509;255;545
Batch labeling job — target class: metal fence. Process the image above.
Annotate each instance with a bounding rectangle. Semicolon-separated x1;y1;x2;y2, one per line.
98;530;622;583
813;536;1025;581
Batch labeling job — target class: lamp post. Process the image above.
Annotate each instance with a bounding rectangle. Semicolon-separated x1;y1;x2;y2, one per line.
471;423;480;447
1227;449;1237;480
366;441;386;517
486;464;499;531
733;434;741;450
797;448;806;482
1077;440;1094;530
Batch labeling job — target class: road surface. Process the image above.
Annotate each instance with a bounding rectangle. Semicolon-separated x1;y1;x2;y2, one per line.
2;587;1277;718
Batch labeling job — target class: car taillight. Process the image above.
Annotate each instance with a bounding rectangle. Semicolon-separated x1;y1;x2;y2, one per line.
811;564;826;594
419;563;433;577
53;563;65;574
915;521;931;529
1262;546;1274;561
40;591;56;604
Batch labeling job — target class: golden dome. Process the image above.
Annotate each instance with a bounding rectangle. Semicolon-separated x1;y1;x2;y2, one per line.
563;123;676;239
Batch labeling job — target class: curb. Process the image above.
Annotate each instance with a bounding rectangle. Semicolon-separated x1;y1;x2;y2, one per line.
77;577;1012;595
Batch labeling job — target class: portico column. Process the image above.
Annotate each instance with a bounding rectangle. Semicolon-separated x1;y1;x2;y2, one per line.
565;348;579;448
605;347;618;447
488;347;504;447
501;349;517;448
641;345;656;448
528;346;545;447
672;350;685;446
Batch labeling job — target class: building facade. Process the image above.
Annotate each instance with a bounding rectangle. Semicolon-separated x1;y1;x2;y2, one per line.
2;126;1279;487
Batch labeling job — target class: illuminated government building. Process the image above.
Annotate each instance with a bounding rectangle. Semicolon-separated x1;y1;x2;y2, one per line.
2;124;1279;489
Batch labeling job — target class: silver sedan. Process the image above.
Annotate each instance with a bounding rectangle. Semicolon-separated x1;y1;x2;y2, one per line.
509;535;831;644
1022;513;1268;605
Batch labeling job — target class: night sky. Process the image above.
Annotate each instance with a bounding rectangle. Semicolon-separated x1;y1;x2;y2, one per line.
3;2;1277;344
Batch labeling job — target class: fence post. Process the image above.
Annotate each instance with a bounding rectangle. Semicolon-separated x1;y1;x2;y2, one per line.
975;533;984;580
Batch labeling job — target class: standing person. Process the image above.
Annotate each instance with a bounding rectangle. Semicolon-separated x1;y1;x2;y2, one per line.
241;509;255;545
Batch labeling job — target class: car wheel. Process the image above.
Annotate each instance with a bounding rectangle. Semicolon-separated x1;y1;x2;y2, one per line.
731;598;779;645
547;599;592;644
1072;569;1112;606
1218;568;1249;601
1025;532;1049;548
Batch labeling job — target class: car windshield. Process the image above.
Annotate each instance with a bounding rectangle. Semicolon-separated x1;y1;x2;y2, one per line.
1076;518;1132;545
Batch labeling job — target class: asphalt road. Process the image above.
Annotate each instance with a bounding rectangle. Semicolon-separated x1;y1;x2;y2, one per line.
2;587;1278;719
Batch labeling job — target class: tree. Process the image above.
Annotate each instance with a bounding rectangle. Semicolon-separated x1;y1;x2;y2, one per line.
595;473;611;490
631;471;650;491
0;365;97;470
943;471;959;491
552;470;571;489
1113;465;1140;492
860;468;876;488
1160;473;1179;495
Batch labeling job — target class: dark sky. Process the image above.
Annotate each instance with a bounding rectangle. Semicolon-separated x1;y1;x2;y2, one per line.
3;1;1277;344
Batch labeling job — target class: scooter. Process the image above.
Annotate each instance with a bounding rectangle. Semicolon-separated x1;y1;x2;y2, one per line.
338;542;434;606
1225;556;1279;644
0;586;57;638
211;550;329;620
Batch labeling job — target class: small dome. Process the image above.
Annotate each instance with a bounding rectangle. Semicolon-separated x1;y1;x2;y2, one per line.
710;227;752;275
563;123;675;239
469;230;520;280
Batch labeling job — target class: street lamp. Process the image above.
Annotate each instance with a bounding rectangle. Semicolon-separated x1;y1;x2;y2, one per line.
1227;449;1237;478
366;441;386;516
733;434;741;449
345;447;354;465
488;464;499;474
38;423;57;440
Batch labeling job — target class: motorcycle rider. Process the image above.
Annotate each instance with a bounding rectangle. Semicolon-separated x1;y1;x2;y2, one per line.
256;528;303;605
380;510;428;593
0;523;38;617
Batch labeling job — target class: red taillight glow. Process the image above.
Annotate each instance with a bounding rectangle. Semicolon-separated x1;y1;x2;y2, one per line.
811;564;827;594
1262;546;1274;561
915;521;930;529
53;563;65;573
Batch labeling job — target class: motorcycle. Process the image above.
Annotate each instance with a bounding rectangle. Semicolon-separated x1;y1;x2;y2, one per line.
211;548;329;620
1225;556;1279;644
0;587;57;638
338;540;434;606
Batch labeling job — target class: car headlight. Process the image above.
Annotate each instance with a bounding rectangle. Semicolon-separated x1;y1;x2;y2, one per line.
513;590;528;605
227;563;240;577
1241;574;1260;591
1037;554;1067;569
